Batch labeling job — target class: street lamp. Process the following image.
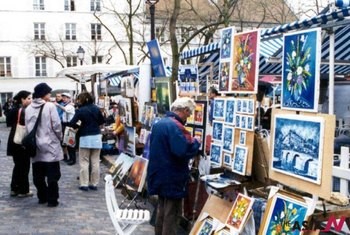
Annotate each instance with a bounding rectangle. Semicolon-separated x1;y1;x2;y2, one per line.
145;0;159;40
76;46;85;65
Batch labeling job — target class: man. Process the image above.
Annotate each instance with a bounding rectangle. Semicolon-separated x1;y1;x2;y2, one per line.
147;97;200;235
25;83;63;207
55;93;64;121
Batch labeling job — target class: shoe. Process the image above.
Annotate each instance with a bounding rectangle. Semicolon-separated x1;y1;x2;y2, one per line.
47;202;59;207
88;185;97;191
17;191;34;198
79;186;89;191
10;191;18;197
67;161;76;166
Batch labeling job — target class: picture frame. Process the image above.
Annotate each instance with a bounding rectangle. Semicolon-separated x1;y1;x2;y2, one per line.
242;99;248;113
247;116;254;131
240;115;247;130
155;77;173;115
281;28;321;112
239;131;246;145
232;145;248;175
248;99;255;114
196;217;214;235
194;103;205;126
125;156;149;192
179;65;198;96
223;125;234;153
225;193;255;233
271;114;325;184
213;98;225;119
109;153;135;187
210;143;222;166
219;61;230;92
212;121;224;142
235;114;240;128
119;97;134;127
224;98;235;125
236;99;242;113
220;27;234;60
223;152;232;167
194;128;204;150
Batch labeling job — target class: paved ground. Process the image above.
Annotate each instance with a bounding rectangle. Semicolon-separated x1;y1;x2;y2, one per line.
0;122;155;235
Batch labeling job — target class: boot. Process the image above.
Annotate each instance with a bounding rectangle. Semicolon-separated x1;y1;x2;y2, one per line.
62;154;69;162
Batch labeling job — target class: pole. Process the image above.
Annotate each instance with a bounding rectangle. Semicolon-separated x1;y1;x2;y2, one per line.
329;31;335;115
150;4;155;40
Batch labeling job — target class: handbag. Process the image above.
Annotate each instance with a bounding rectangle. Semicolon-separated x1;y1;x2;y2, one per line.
22;104;45;157
63;126;77;147
13;108;26;144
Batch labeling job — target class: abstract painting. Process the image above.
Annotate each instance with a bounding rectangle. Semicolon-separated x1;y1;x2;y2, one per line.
272;114;324;184
281;28;321;112
196;218;213;235
260;193;308;235
230;30;260;94
212;121;224;142
210;143;222;166
224;98;235;125
226;193;255;232
232;145;248;175
213;98;225;119
223;125;234;153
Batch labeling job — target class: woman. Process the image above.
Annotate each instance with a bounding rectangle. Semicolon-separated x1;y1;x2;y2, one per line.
69;92;105;191
7;90;33;197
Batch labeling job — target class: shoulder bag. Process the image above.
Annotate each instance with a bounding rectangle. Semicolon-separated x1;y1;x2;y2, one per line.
13;108;26;144
22;104;45;157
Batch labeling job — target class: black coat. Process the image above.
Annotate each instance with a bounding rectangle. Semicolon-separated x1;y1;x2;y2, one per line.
7;106;25;156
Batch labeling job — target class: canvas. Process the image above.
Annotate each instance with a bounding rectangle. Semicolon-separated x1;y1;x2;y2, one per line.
230;30;260;94
146;39;166;77
194;128;204;150
119;97;134;127
272;114;325;184
155;77;172;115
124;126;136;156
196;218;213;235
224;98;235;125
219;61;230;92
232;145;248;175
239;131;246;145
225;193;255;232
223;152;232;167
213;98;225;119
212;121;224;142
194;103;205;126
223;125;234;153
179;65;198;96
109;153;135;187
259;193;308;235
220;27;234;60
281;28;321;112
125;156;149;192
210;143;222;166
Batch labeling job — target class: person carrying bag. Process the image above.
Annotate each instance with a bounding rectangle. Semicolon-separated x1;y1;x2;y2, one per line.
13;108;26;145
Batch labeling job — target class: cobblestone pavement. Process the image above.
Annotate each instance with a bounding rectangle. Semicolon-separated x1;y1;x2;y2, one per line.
0;122;155;235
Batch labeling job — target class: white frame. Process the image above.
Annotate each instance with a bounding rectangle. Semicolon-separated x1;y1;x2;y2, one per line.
232;145;248;175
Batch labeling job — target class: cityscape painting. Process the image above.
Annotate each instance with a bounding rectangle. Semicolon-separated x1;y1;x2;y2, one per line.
223;125;234;153
272;114;325;184
224;98;235;124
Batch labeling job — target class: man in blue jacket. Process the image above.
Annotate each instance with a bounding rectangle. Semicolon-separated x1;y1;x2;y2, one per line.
147;97;200;235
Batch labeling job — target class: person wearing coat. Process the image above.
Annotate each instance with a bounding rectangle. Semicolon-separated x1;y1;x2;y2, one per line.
147;97;200;235
7;90;33;197
25;83;63;207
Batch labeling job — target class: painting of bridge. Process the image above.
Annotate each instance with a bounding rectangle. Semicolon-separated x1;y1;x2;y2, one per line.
272;114;325;184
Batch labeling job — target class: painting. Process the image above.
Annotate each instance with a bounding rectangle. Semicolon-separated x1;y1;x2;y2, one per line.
119;97;134;127
248;99;255;114
236;99;242;113
109;153;135;187
194;103;205;126
179;65;198;96
223;125;234;153
242;99;248;113
223;152;232;167
239;131;246;145
194;128;204;150
185;126;194;136
226;193;255;232
232;145;248;175
230;30;260;94
240;115;247;130
124;126;136;156
210;143;222;166
196;217;213;235
146;39;166;77
235;114;240;128
155;77;172;115
125;156;149;192
216;228;231;235
247;116;254;131
219;61;231;92
213;98;225;119
220;27;234;60
259;193;308;235
281;28;321;112
224;98;235;125
272;114;324;184
212;121;224;142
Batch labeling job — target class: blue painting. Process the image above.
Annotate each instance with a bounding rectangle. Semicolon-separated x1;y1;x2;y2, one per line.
261;193;308;235
213;98;225;119
146;39;166;77
225;98;235;124
197;218;213;235
223;153;232;167
272;114;324;184
219;62;230;92
282;28;321;112
220;27;233;60
232;145;248;175
223;125;234;153
210;143;222;166
212;121;224;142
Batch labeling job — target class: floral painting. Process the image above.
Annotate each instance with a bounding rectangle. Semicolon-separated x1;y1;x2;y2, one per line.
196;218;213;235
260;193;308;235
226;193;255;232
282;28;321;112
231;30;260;94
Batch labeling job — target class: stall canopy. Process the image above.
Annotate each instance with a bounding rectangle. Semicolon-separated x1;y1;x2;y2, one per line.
181;5;350;79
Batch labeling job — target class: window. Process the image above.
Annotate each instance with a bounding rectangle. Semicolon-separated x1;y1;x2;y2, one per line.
35;57;47;77
156;27;165;42
34;23;45;40
65;23;76;40
67;56;78;67
177;27;188;43
64;0;75;11
33;0;45;10
90;0;101;11
91;24;102;40
0;57;11;77
92;56;103;64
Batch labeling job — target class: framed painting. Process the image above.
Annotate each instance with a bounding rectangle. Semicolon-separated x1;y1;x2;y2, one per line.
196;217;214;235
179;64;198;96
194;128;204;150
213;98;225;119
235;114;240;128
185;126;194;136
248;99;255;114
125;156;149;192
210;143;222;166
219;61;231;92
223;125;234;153
240;115;247;130
109;153;135;187
230;30;260;94
247;116;254;131
224;98;235;125
225;193;255;233
216;228;231;235
146;39;166;77
124;126;136;156
223;152;232;167
194;103;205;126
242;99;248;113
155;77;173;115
259;193;308;235
239;131;246;145
212;121;224;142
232;145;248;175
271;114;325;184
281;28;321;112
236;99;242;113
119;97;134;127
220;27;234;60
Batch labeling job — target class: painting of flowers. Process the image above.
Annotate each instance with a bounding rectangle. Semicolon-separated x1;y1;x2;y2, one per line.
259;193;308;235
282;28;321;112
226;193;255;232
231;30;260;94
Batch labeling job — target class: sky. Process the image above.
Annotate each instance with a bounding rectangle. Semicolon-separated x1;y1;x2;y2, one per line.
285;0;330;19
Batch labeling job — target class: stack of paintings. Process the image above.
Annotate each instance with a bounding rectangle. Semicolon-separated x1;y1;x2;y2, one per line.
108;153;135;187
125;156;149;192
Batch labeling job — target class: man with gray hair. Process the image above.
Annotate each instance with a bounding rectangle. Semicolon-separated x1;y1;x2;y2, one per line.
147;97;200;235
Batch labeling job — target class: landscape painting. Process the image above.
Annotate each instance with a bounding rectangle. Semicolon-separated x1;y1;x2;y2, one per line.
272;114;324;184
125;156;149;192
281;28;321;112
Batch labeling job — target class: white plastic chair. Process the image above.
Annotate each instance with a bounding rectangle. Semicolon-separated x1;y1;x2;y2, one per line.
104;174;151;235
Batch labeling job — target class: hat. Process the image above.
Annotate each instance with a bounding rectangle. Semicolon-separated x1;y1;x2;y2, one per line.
33;83;52;98
62;92;71;98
